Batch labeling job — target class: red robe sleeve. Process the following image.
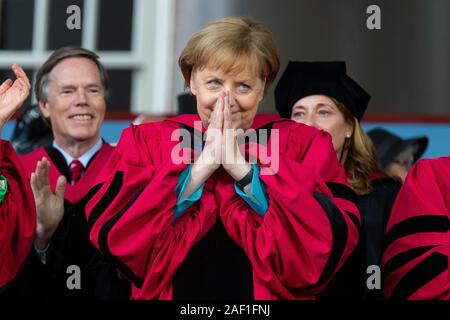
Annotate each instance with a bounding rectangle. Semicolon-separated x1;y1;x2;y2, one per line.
216;123;360;299
382;157;450;300
85;122;217;299
0;140;36;288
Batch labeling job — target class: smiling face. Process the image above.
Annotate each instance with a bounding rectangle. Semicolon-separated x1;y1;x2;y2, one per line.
291;95;353;158
189;62;265;131
40;57;106;148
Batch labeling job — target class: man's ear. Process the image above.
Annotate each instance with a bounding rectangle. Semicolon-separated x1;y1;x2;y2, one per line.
39;100;50;119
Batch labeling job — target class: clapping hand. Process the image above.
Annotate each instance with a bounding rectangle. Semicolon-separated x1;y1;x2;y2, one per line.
0;64;31;133
31;158;67;250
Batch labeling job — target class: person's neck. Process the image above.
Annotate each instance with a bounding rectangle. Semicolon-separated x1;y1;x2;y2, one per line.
336;149;344;164
54;136;100;158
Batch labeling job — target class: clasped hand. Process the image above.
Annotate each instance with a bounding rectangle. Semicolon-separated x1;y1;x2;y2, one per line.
193;91;251;183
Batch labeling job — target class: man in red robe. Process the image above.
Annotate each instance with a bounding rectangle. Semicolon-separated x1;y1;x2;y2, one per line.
383;156;450;299
12;47;130;299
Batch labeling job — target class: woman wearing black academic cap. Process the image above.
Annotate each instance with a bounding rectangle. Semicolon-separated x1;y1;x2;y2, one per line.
274;61;402;300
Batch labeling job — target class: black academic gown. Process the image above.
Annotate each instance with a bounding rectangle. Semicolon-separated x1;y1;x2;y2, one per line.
318;176;401;300
5;143;131;300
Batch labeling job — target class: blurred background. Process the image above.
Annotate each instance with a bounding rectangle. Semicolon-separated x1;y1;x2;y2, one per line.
0;0;448;157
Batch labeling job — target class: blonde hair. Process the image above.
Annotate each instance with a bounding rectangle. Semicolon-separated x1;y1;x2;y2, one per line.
333;98;383;195
178;17;280;95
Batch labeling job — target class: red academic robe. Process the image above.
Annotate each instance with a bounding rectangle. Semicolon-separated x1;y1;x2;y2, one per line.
0;140;36;288
15;143;130;300
20;143;114;205
85;114;360;300
383;156;450;300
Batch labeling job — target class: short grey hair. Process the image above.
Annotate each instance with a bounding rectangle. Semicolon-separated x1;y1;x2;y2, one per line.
35;46;110;103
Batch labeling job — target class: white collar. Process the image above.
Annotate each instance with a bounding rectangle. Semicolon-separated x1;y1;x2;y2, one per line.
52;138;103;168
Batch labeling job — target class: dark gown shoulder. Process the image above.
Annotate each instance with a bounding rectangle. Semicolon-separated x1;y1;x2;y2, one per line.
318;176;401;300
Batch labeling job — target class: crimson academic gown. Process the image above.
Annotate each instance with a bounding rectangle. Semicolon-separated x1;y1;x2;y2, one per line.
383;156;450;300
9;142;130;300
86;114;360;300
0;140;35;291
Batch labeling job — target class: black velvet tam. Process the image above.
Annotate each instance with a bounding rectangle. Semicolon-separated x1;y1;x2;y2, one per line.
275;61;371;121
